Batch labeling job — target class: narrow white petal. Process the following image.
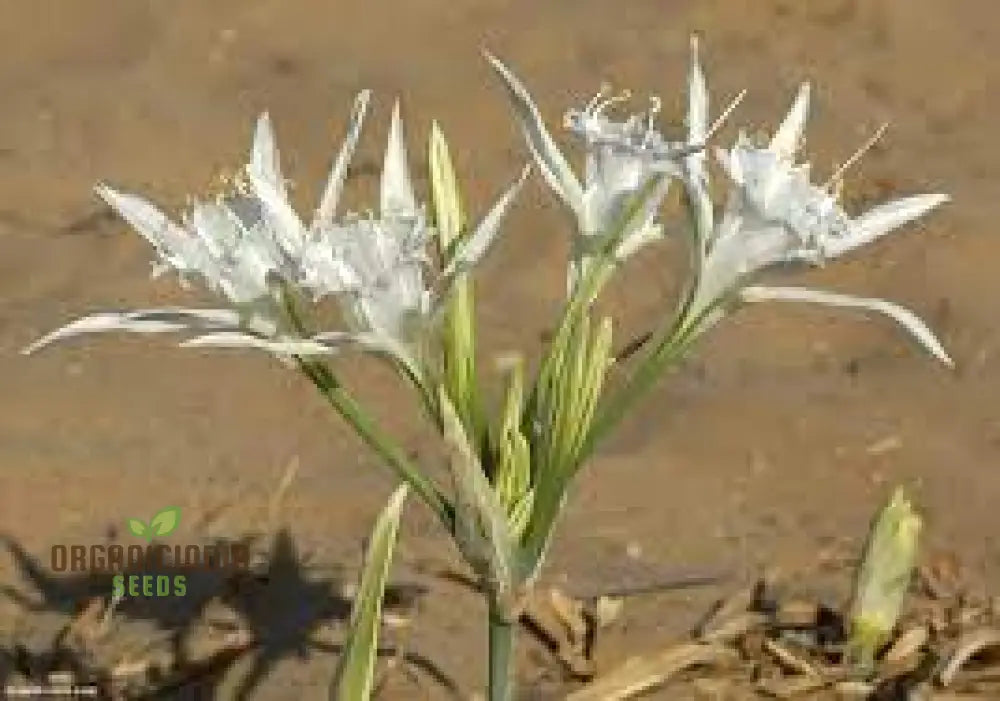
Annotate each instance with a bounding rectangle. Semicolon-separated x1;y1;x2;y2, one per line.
828;193;950;257
94;184;195;269
380;99;418;219
484;51;584;213
442;164;531;279
685;35;713;250
23;308;242;355
313;329;418;371
741;285;953;367
250;112;285;196
310;328;424;383
611;175;673;261
687;34;709;146
245;170;307;256
180;332;337;356
769;82;811;161
313;90;372;228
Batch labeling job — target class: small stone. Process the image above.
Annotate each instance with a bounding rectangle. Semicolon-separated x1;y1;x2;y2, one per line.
866;434;902;456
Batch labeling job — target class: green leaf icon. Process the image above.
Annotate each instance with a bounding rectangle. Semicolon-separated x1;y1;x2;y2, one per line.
127;519;149;539
149;507;181;537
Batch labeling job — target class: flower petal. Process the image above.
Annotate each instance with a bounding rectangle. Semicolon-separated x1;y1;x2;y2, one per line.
740;285;953;367
23;308;244;355
441;164;531;280
827;193;950;258
686;34;709;148
484;51;584;213
180;332;338;356
95;185;205;273
610;175;673;262
380;99;418;219
313;90;372;229
250;112;286;197
769;82;811;161
685;34;714;255
245;170;307;258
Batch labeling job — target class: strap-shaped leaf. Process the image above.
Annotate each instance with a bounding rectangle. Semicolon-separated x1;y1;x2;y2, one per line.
331;484;409;701
428;121;465;253
439;387;517;608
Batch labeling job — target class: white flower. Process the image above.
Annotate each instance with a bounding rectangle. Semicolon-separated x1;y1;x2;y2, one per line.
23;93;376;359
25;91;529;371
679;78;952;366
486;51;713;293
301;100;530;363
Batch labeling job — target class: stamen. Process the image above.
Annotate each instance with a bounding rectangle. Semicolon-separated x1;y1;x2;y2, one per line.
824;122;888;191
646;95;662;126
705;89;747;140
593;88;632;116
828;177;844;203
622;114;642;135
584;83;612;114
642;96;663;147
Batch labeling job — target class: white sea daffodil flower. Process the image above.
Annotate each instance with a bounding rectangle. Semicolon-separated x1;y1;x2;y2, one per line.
486;51;718;294
299;101;531;376
23;92;380;359
24;91;529;369
678;78;952;366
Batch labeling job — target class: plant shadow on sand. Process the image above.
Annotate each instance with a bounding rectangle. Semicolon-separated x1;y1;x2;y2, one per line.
0;528;458;699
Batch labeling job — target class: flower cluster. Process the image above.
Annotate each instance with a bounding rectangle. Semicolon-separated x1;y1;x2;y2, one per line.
23;39;954;694
487;36;951;367
25;93;529;377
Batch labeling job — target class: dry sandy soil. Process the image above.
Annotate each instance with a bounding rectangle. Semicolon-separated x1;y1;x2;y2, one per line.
1;0;998;698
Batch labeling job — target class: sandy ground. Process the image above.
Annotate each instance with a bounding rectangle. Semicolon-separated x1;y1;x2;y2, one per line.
1;0;999;698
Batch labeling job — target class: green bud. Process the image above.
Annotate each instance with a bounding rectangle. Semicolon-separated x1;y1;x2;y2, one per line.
846;486;922;672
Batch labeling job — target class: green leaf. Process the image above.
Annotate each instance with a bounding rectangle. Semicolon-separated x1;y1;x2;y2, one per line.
439;387;518;611
331;484;409;701
521;312;615;577
428;120;465;256
428;121;484;440
127;519;148;539
149;506;181;537
494;358;530;515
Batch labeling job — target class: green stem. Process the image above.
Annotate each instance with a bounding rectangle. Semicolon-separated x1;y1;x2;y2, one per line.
487;602;515;701
297;358;453;531
274;281;452;529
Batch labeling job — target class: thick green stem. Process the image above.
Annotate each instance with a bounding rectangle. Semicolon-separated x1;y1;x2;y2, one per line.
487;602;515;701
